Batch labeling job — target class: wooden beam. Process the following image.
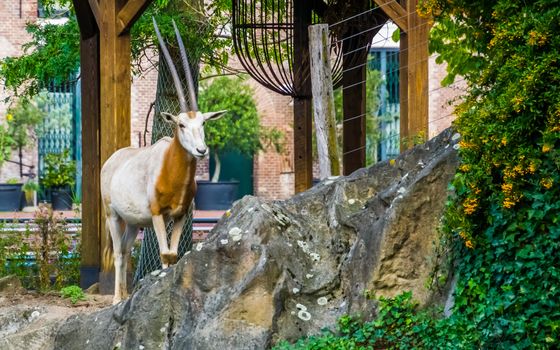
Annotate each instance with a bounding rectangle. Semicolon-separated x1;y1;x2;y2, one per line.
373;0;408;31
293;0;313;193
309;24;340;179
399;31;409;150
79;33;101;289
73;0;101;289
87;0;101;27
403;0;429;148
117;0;152;35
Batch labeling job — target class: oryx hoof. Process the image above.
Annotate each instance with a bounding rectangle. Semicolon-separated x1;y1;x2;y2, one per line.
161;252;178;266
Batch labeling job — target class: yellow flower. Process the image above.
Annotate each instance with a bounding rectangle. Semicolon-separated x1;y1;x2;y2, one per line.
389;159;396;166
463;197;478;215
542;144;552;153
465;240;474;249
528;162;537;174
501;183;513;193
540;178;554;190
501;137;507;146
459;164;470;172
6;114;13;122
503;197;516;208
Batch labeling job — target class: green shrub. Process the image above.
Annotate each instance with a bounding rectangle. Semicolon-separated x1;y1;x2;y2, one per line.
60;285;85;304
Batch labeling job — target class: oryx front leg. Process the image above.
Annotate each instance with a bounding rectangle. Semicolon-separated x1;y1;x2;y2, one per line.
152;214;173;268
168;215;188;265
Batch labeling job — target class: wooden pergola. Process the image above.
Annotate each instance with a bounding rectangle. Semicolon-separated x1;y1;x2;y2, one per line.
73;0;428;288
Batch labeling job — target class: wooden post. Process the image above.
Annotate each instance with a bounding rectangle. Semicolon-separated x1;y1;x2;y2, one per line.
404;0;429;146
73;0;152;290
373;0;429;150
342;47;367;175
293;0;313;192
308;24;340;179
74;0;101;290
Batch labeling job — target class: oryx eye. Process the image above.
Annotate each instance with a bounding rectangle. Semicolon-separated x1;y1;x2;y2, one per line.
179;123;185;128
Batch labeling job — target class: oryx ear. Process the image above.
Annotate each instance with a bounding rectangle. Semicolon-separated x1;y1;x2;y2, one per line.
161;112;178;124
202;110;227;121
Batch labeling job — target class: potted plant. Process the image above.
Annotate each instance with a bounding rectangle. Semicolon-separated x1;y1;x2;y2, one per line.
21;179;39;211
41;149;76;211
196;77;283;209
0;97;44;211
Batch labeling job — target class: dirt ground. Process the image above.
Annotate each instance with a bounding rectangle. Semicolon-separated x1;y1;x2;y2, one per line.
0;289;113;313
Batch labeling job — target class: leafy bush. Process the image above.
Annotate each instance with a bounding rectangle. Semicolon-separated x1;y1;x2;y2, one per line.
0;204;80;290
60;285;85;304
198;76;283;181
41;149;76;188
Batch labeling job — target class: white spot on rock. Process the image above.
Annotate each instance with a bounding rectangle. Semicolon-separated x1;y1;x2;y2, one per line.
30;310;40;319
291;311;296;315
292;288;300;294
151;270;161;276
286;242;293;247
306;274;314;279
261;203;271;212
220;239;229;245
298;310;311;321
160;327;166;333
348;199;356;205
324;180;333;185
86;340;89;345
195;243;203;251
229;227;242;236
310;253;321;262
247;207;254;213
296;303;307;311
397;187;406;194
159;272;167;278
115;342;122;349
139;346;145;350
317;297;328;306
231;234;242;242
452;133;461;141
453;144;460;150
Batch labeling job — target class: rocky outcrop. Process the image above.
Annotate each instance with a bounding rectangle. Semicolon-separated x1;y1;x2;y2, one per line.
49;128;459;349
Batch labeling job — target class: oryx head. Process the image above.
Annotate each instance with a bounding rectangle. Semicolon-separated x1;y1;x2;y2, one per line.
153;18;226;159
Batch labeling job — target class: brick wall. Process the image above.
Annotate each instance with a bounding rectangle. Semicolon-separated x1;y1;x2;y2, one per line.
249;82;295;199
0;0;38;182
428;55;466;138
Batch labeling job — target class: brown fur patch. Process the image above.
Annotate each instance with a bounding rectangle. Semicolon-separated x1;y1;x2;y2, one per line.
187;111;197;119
151;135;197;217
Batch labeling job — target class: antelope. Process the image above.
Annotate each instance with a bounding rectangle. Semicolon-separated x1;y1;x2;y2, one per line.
100;18;226;304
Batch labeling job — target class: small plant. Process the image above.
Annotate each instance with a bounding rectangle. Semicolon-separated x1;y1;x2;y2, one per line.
41;149;76;189
22;180;39;205
6;178;20;185
60;285;85;304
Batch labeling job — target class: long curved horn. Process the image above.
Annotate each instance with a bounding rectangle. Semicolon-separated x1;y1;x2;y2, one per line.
152;17;188;113
172;19;198;111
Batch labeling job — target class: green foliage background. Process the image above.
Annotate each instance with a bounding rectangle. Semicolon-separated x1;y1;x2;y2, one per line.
198;76;283;181
277;0;560;348
0;0;232;99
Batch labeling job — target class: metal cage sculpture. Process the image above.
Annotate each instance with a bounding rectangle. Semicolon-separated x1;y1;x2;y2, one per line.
232;0;344;97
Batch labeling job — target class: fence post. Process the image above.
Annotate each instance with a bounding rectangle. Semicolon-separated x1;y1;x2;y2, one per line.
308;24;340;179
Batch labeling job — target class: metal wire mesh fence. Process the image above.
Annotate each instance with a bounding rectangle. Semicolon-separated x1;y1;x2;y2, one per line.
133;48;199;285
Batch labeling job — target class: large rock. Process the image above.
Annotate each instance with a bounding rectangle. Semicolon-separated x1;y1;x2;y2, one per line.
53;129;459;349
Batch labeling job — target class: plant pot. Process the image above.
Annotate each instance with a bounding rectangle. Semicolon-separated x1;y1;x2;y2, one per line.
0;184;23;211
50;186;72;211
195;180;240;210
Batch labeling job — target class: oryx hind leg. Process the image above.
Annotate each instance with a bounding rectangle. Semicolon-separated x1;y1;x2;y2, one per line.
107;212;126;304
